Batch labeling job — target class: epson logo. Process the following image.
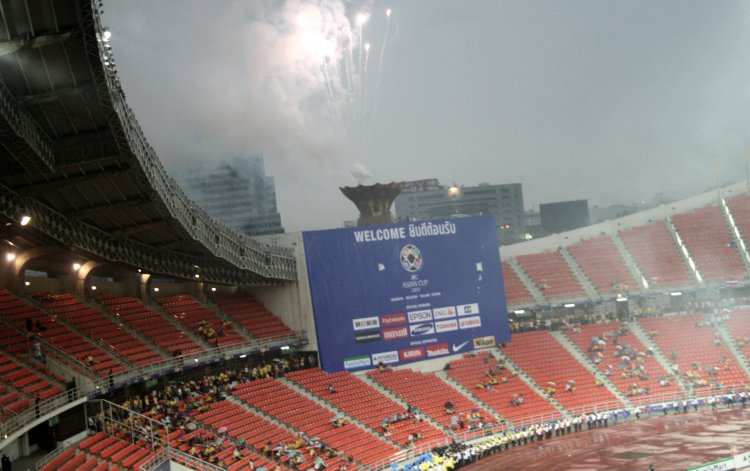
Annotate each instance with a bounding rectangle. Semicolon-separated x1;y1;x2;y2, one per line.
383;327;409;340
409;323;435;336
408;310;433;323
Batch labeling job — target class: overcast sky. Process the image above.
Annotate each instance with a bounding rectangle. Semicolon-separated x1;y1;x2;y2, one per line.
105;0;750;232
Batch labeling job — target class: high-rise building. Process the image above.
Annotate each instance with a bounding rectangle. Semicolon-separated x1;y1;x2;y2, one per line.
178;157;284;236
539;199;589;234
394;181;525;245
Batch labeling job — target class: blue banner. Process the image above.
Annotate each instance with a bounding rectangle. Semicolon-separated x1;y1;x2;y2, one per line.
302;216;510;372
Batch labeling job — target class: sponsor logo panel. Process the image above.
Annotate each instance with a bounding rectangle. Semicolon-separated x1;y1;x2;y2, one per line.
353;316;380;331
372;351;399;365
408;309;433;323
409;323;435;336
381;313;407;326
382;326;409;341
473;336;496;349
457;303;480;316
399;347;425;361
426;343;450;357
355;331;382;343
343;356;371;369
432;306;457;319
452;341;470;352
434;319;459;333
459;316;482;329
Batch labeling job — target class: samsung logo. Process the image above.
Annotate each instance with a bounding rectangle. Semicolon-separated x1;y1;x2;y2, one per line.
409;323;435;336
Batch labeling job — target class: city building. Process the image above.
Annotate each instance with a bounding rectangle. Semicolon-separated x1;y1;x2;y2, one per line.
394;181;525;244
539;199;589;234
178;157;284;236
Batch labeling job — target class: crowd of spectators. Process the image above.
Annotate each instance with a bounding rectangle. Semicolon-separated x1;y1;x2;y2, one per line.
393;391;750;470
93;353;315;469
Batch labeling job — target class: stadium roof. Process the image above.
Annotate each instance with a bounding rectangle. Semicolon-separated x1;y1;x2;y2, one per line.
0;0;296;285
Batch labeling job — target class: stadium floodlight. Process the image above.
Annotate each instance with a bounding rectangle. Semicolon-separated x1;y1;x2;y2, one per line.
24;281;30;286
72;262;81;271
513;309;525;314
447;184;461;199
670;291;682;297
211;287;217;292
564;303;575;308
102;29;111;41
153;287;160;292
19;215;31;226
239;354;247;359
194;274;200;279
5;252;15;262
281;345;290;350
91;286;97;291
616;296;627;302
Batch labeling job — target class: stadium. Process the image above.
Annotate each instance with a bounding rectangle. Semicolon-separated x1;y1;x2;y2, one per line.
1;1;750;471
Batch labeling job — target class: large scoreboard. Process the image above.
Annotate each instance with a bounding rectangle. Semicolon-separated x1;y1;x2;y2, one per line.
302;215;511;372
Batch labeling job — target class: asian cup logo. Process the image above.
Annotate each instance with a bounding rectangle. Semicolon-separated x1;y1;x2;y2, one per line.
400;244;423;272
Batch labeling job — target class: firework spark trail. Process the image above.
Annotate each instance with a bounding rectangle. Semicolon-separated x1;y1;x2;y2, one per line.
320;58;344;127
371;8;392;121
362;42;371;122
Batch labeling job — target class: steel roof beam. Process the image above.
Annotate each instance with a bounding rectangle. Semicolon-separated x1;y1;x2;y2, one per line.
67;197;144;220
16;82;94;106
15;165;129;196
0;30;78;56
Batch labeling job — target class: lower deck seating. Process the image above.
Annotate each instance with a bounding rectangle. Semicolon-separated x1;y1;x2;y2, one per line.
366;368;495;431
501;331;623;412
287;368;447;446
639;313;749;389
446;351;561;424
566;322;684;404
233;377;398;466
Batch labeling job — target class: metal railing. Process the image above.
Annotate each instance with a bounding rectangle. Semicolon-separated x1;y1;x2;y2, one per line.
91;332;307;390
138;447;227;471
33;446;64;471
362;386;747;470
0;332;306;446
0;386;88;447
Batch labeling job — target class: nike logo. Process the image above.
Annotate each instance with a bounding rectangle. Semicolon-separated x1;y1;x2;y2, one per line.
452;341;469;352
